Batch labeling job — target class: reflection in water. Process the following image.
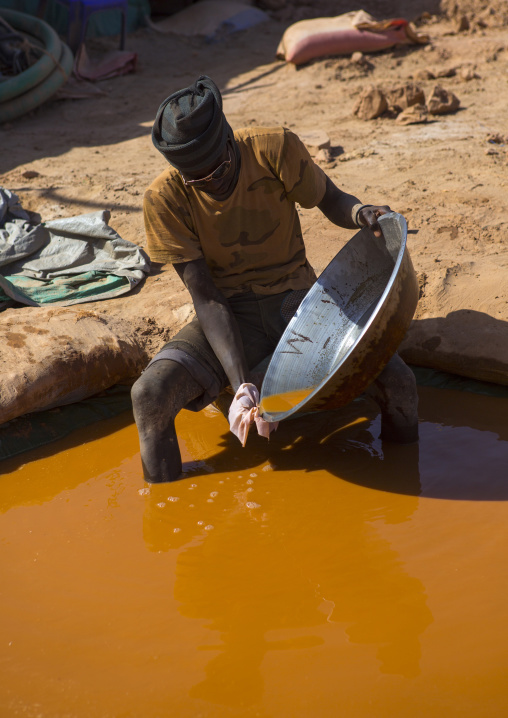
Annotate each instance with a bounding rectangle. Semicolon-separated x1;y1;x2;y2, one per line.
2;385;508;716
143;399;432;707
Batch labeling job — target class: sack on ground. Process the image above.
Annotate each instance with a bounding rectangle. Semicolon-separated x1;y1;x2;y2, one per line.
0;306;147;425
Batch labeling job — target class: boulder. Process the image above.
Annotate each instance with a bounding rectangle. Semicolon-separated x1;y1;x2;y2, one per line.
428;85;460;115
385;82;425;112
395;103;428;125
399;257;508;385
460;66;480;81
353;85;387;120
0;307;148;425
299;129;330;150
456;15;470;32
414;68;435;81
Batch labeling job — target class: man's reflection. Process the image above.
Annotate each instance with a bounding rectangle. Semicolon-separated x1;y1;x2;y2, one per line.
142;402;431;707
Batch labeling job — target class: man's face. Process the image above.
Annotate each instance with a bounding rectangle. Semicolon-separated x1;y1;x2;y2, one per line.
180;138;238;198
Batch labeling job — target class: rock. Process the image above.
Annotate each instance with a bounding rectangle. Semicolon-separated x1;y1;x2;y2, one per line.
173;303;194;324
299;129;330;150
353;86;387;120
395;104;428;125
486;132;506;144
385;83;425;112
399;258;508;386
414;68;435;81
460;66;480;81
456;15;470;32
338;147;378;162
22;170;40;179
314;147;335;165
485;148;499;156
0;307;147;425
435;66;457;78
351;51;364;64
428;85;460;115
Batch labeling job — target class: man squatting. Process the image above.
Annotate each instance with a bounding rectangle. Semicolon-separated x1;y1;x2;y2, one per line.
131;76;418;484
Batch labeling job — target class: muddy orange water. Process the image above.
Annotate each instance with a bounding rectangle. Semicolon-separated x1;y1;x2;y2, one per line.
1;386;508;718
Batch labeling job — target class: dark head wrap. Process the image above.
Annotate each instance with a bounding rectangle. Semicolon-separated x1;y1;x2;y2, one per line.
152;75;232;173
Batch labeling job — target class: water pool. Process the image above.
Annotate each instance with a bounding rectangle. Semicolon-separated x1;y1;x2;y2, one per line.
1;386;507;717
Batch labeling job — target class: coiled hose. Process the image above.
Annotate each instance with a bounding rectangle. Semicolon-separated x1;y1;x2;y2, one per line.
0;8;73;123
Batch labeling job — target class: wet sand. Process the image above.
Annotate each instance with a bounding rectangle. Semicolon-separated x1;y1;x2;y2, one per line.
1;386;508;717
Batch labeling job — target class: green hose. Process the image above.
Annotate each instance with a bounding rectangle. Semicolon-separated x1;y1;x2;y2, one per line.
0;8;73;123
0;9;65;102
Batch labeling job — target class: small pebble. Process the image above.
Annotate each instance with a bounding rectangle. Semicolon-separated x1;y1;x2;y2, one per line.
204;525;214;531
173;528;181;534
138;487;150;495
197;521;204;526
246;487;254;493
246;479;254;485
246;502;260;509
210;491;218;498
249;473;257;477
207;499;214;503
157;502;166;508
167;496;179;502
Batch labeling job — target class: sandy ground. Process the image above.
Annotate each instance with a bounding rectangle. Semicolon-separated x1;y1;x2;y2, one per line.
1;0;507;385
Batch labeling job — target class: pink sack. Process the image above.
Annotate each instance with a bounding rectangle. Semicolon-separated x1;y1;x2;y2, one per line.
277;11;428;66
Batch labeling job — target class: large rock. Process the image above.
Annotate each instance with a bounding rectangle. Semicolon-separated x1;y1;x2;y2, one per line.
428;85;461;115
385;82;425;112
353;85;387;120
399;257;508;385
395;104;428;125
0;307;148;425
298;129;330;150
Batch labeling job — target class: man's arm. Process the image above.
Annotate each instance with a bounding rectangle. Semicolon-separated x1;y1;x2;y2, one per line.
174;258;250;392
317;176;391;238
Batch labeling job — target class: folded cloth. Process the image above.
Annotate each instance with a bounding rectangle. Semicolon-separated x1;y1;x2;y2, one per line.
228;383;278;447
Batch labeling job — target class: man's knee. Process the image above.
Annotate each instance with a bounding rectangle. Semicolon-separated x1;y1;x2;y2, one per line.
369;354;419;443
131;359;204;422
132;369;165;416
374;354;417;405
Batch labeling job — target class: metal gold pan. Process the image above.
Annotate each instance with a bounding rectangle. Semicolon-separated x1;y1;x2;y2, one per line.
260;212;419;421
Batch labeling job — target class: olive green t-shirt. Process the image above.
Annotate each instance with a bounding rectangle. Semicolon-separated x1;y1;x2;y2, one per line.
143;126;327;297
